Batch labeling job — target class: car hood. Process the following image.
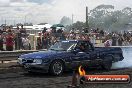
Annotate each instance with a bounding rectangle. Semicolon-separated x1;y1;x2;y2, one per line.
20;50;65;59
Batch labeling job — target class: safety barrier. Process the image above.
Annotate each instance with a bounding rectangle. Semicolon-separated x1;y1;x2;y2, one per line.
0;50;38;63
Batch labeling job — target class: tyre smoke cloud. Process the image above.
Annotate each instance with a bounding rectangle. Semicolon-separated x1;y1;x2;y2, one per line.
112;47;132;69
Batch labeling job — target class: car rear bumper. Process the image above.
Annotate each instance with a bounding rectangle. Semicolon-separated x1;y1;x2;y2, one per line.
119;56;124;61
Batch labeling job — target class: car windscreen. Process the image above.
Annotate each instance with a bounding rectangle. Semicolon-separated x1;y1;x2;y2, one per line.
49;41;77;51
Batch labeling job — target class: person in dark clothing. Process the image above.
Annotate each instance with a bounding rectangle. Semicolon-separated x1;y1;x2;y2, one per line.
0;34;3;51
52;27;58;38
15;26;23;50
118;35;124;46
112;34;117;46
42;27;47;34
76;43;86;52
60;33;66;40
42;36;48;49
83;27;89;33
100;30;104;37
14;35;17;50
52;27;56;33
37;33;42;50
20;25;26;34
42;32;49;49
57;28;63;38
0;29;3;34
8;26;12;33
57;28;63;33
15;26;20;50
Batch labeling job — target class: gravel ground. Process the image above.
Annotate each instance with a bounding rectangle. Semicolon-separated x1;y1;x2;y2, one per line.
0;67;131;88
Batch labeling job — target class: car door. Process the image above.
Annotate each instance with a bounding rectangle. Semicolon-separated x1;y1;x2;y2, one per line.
71;41;91;68
85;41;100;66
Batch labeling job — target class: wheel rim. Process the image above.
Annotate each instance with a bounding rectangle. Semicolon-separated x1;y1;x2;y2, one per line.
53;62;63;75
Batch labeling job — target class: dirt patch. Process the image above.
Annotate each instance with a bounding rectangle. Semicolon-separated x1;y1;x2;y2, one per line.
0;68;131;88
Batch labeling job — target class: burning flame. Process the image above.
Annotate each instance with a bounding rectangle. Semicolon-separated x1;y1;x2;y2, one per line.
78;66;86;76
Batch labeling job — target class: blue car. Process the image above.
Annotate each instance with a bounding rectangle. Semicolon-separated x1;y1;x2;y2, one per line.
18;40;124;75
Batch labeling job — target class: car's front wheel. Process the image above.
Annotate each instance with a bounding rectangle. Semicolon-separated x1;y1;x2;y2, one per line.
49;60;64;76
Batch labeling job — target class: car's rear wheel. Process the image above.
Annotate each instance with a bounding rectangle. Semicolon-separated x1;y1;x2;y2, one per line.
28;71;35;74
49;60;64;76
101;56;113;70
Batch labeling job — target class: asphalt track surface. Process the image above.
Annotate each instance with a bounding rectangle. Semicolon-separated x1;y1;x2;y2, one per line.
0;67;131;88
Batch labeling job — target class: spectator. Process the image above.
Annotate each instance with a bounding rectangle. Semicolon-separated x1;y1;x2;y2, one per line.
51;27;56;33
37;33;42;50
7;26;12;33
57;28;63;33
22;36;30;50
20;25;26;34
104;37;112;47
130;36;132;45
0;34;3;51
6;33;14;51
60;33;66;40
100;30;104;37
90;35;96;46
84;34;90;41
42;27;47;34
42;35;48;49
112;34;117;46
123;37;130;46
84;27;89;33
50;36;57;45
118;35;124;46
15;26;20;50
0;29;3;34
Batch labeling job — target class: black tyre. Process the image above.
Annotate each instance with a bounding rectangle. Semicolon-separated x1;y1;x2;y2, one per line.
102;56;113;70
49;60;64;76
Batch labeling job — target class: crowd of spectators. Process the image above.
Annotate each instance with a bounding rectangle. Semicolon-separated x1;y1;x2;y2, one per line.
103;31;132;47
0;25;28;51
0;25;132;51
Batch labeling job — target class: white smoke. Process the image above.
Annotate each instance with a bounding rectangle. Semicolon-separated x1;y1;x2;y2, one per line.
112;47;132;69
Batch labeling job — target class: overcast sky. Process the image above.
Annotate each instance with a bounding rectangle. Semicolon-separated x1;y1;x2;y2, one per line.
0;0;132;25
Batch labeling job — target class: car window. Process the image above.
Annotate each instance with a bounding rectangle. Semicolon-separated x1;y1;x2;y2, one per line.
49;41;77;51
85;41;94;51
75;41;87;52
77;41;93;52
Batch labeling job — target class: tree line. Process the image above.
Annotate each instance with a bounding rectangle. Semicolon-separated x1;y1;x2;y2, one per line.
60;4;132;32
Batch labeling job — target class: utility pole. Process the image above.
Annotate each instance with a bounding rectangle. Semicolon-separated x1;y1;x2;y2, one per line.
1;17;3;25
24;15;27;25
86;6;89;29
72;14;74;25
5;19;6;26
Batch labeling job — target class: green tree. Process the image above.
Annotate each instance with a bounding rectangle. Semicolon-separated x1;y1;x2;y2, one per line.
60;16;72;26
66;5;132;32
65;21;85;32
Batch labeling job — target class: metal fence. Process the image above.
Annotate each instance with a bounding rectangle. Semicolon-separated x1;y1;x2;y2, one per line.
0;50;38;63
